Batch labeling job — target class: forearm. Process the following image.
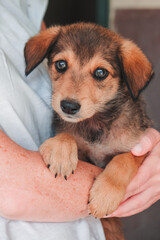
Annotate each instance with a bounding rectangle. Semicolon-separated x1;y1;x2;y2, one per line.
0;130;102;222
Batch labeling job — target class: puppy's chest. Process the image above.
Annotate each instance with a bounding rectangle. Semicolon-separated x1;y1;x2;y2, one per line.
68;127;137;168
55;115;141;168
75;135;115;167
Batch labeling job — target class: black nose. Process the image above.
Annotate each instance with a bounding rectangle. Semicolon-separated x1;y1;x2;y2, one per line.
60;100;81;115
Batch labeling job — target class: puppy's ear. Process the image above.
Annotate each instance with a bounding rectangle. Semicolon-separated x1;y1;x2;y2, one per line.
24;26;60;76
119;39;153;100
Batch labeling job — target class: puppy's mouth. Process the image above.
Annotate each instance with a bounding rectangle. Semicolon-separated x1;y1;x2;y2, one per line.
60;113;82;123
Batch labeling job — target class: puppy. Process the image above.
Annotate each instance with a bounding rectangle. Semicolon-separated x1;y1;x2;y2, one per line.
24;23;152;239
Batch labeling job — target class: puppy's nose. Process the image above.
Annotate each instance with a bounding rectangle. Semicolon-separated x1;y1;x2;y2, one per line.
60;100;81;115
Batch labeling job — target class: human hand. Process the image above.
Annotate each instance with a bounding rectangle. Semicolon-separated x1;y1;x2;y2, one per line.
108;128;160;217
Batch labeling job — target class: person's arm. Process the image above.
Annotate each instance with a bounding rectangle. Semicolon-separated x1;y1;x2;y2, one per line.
107;128;160;217
0;130;102;222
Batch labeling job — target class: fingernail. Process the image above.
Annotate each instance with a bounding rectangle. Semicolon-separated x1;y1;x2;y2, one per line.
132;144;142;154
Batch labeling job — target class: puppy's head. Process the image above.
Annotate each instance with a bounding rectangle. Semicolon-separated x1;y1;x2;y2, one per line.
25;23;152;123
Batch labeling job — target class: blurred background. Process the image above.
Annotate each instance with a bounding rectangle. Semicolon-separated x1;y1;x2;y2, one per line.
44;1;160;239
44;0;160;66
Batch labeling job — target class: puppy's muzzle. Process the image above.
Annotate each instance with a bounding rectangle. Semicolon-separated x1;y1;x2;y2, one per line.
60;99;81;115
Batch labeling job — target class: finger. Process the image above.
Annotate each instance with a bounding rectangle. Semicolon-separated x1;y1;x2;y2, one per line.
131;128;160;156
123;173;153;201
124;145;160;199
107;187;159;218
112;194;159;217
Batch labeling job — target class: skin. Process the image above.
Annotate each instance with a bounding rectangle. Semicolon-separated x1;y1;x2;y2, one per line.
0;129;159;221
0;130;102;222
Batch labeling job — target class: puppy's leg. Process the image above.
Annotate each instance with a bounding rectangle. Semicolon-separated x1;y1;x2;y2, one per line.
40;133;78;179
88;152;145;218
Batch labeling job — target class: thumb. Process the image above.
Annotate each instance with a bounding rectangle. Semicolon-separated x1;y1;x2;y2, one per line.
131;128;160;156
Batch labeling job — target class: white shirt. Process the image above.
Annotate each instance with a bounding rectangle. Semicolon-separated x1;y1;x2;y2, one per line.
0;0;105;239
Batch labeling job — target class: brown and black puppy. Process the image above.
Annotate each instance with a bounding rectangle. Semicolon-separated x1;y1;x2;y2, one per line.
24;23;152;239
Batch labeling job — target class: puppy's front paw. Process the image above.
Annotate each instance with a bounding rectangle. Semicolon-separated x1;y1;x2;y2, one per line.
88;171;125;218
40;133;78;179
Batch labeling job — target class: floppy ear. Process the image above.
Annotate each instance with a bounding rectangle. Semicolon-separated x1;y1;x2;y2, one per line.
24;26;60;76
119;39;153;100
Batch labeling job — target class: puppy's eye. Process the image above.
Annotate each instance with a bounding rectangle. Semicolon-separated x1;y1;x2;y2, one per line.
93;68;109;81
55;60;67;73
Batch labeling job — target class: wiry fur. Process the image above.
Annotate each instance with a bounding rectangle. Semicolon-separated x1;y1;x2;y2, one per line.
24;23;153;240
